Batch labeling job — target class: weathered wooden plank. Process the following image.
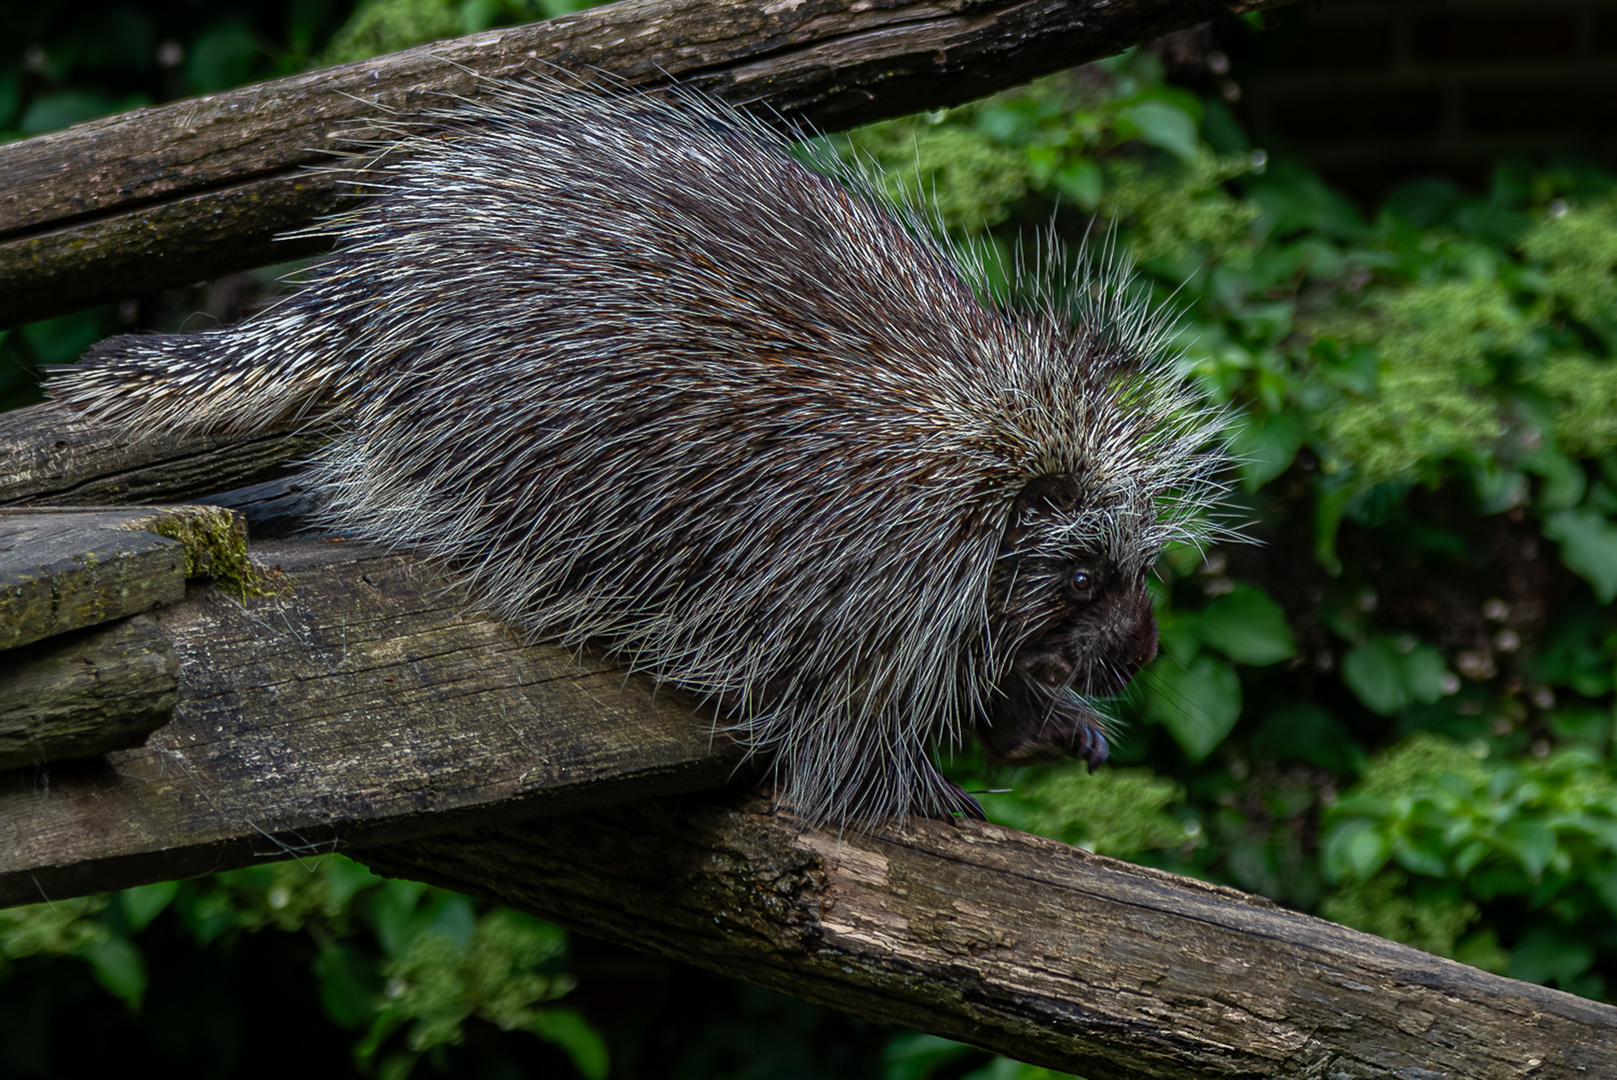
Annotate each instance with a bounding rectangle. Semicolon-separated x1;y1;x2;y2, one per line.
0;504;255;768
0;508;184;650
0;0;1293;328
0;505;255;654
0;615;177;770
0;402;326;510
0;539;746;907
363;795;1617;1080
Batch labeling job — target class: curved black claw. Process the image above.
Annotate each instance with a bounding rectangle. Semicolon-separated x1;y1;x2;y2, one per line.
1073;725;1109;773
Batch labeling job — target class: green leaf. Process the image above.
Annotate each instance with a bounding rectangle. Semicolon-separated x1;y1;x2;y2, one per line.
188;21;263;94
1400;643;1454;705
1314;484;1354;576
1522;449;1587;512
1231;410;1303;491
528;1009;609;1080
1336;635;1453;716
377;1052;420;1080
1054;157;1105;211
1392;833;1450;878
119;881;178;933
1191;585;1297;666
1126;100;1200;161
1507;922;1595;986
1452;839;1490;877
20;312;109;364
885;1034;979;1080
79;934;147;1011
1589;863;1617;919
1342;637;1407;715
316;944;379;1030
1322;819;1391;883
1542;508;1617;602
1146;654;1241;761
1251;702;1366;772
1498;821;1558;880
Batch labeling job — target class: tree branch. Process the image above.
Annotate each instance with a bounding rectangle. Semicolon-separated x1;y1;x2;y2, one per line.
360;795;1617;1080
0;403;322;510
0;0;1293;329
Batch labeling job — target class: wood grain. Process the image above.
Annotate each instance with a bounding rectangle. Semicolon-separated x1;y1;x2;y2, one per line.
0;538;746;907
0;616;177;770
0;507;186;650
0;0;1295;327
363;795;1617;1080
0;402;324;510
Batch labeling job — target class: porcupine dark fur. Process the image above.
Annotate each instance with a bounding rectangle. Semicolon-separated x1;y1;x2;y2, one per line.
50;77;1232;826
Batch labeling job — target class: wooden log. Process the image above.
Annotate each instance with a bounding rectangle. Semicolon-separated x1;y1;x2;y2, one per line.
0;504;250;650
0;538;745;908
0;0;1293;328
360;795;1617;1080
0;402;325;511
0;615;177;770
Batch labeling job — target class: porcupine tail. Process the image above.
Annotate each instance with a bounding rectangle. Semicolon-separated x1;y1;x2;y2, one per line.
47;274;360;438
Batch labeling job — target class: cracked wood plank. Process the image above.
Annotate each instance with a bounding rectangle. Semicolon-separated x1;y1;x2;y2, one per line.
0;504;249;649
0;0;1295;328
0;615;178;770
0;402;327;511
360;795;1617;1080
0;505;258;768
0;538;746;908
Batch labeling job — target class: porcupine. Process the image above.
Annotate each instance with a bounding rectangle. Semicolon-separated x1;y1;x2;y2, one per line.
49;77;1230;826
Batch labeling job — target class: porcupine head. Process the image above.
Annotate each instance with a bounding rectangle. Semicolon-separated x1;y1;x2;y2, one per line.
46;76;1232;828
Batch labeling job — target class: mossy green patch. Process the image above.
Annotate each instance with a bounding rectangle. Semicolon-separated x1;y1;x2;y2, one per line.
126;505;276;598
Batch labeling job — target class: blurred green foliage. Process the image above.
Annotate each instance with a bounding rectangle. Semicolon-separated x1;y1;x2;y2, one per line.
317;0;595;65
0;857;604;1077
4;8;1617;1080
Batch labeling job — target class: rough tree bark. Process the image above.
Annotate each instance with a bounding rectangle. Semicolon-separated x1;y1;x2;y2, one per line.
0;0;1292;328
361;795;1617;1080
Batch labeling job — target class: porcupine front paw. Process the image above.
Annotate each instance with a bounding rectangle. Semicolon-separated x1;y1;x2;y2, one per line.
976;678;1112;771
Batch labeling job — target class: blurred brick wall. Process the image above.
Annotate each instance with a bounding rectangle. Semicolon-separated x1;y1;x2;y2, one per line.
1218;0;1617;197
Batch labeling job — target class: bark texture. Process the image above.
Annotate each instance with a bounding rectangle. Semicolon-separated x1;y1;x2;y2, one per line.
0;615;177;770
0;403;325;511
0;0;1294;327
362;795;1617;1080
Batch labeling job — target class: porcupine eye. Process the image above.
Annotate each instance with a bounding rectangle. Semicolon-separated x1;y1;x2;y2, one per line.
1069;567;1094;600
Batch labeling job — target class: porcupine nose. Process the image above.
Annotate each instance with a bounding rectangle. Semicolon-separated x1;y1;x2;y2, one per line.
1110;579;1159;688
1125;617;1159;675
